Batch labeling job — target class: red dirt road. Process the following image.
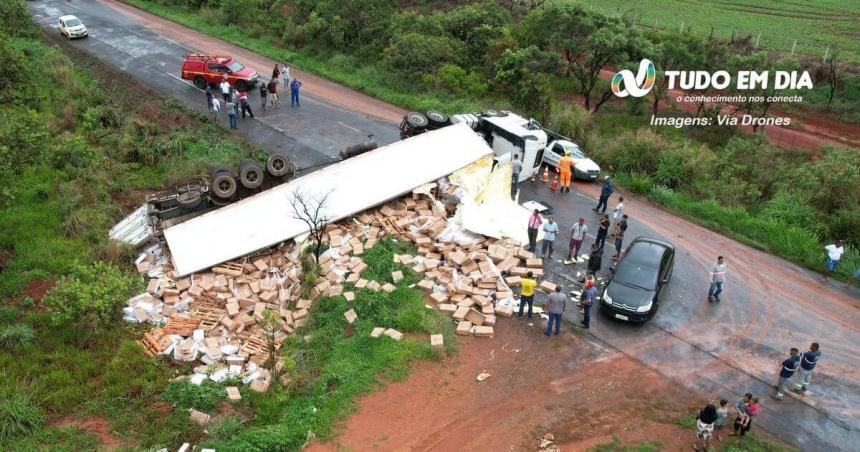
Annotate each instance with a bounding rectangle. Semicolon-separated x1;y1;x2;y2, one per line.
103;0;406;124
307;320;741;452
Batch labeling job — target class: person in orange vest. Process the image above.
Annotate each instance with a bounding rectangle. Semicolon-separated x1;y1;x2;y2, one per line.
558;151;575;192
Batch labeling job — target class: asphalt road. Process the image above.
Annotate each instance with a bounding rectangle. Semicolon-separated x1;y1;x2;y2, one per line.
28;0;400;172
27;1;860;450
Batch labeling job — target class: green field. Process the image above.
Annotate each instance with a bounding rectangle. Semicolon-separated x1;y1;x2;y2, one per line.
564;0;860;64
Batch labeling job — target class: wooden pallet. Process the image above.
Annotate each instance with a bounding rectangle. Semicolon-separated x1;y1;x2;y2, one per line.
213;261;245;277
139;328;173;357
192;306;226;332
239;334;268;356
162;317;201;336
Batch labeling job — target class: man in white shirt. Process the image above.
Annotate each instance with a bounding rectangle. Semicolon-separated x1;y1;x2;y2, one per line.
219;78;231;102
567;217;588;261
708;255;727;303
823;240;845;280
613;196;625;220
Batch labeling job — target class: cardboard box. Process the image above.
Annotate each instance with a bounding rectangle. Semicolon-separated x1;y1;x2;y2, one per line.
391;271;404;283
417;279;435;290
474;325;494;337
343;291;355;302
430;334;444;347
429;292;448;303
464;309;485;326
455;320;472;336
343;309;358;324
438;303;457;313
226;386;242;402
539;281;557;293
452;306;470;321
526;258;543;268
383;328;403;341
371;327;385;338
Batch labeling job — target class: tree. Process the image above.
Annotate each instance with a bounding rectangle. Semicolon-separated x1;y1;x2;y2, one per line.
643;30;709;116
43;262;141;330
291;0;397;52
492;46;561;118
824;47;842;108
383;32;464;81
289;189;332;260
443;1;512;65
257;309;284;379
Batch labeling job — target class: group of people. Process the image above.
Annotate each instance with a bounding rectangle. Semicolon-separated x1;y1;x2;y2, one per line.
516;271;599;334
205;63;303;130
693;394;761;450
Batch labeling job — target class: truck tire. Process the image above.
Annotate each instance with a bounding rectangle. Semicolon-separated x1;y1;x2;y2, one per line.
176;190;202;210
266;153;290;177
239;159;264;189
236;80;248;93
483;109;502;117
339;141;378;160
425;110;450;129
210;165;234;181
211;173;237;199
405;112;428;131
193;77;207;90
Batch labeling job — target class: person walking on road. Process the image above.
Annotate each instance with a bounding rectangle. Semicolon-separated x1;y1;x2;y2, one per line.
595;213;610;251
581;279;597;329
527;209;543;252
708;256;727;303
613;196;625;220
545;286;567;336
593;175;614;213
693;404;718;451
219;78;231;102
794;342;821;394
586;243;603;277
290;79;303;107
518;272;537;318
225;98;238;129
239;90;254;119
823;240;845;280
558;151;574;193
259;82;268;112
567;217;588;261
610;214;628;261
541;216;559;258
267;78;280;109
774;348;801;399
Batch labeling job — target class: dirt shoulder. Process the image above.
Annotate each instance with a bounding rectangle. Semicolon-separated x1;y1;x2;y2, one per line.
307;319;786;451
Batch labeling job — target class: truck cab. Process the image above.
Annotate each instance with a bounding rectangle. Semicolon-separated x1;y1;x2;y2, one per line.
452;111;546;183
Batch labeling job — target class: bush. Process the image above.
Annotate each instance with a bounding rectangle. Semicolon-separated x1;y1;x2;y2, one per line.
163;381;225;412
0;324;36;351
437;64;487;98
0;307;18;324
383;32;464;81
0;394;45;440
42;262;141;328
546;103;593;148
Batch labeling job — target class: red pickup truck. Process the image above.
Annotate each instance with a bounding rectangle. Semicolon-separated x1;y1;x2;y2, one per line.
181;54;261;92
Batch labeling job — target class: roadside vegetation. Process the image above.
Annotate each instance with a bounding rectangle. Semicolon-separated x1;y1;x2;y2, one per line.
121;0;858;281
0;2;452;448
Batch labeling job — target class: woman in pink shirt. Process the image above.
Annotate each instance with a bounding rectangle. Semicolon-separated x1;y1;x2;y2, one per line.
527;209;543;252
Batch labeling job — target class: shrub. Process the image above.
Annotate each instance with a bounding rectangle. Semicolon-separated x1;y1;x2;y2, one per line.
546;103;593;148
163;381;225;412
383;32;464;81
0;324;36;351
42;262;141;328
437;64;487;98
0;394;45;440
0;307;18;324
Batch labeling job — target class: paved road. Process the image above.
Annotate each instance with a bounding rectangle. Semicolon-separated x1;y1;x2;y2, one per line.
519;182;860;451
28;1;860;449
28;0;401;172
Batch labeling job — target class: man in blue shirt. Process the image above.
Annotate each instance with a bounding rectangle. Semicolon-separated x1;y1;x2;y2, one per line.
593;175;614;213
794;342;821;394
581;279;598;329
774;347;800;399
541;216;559;258
290;79;303;107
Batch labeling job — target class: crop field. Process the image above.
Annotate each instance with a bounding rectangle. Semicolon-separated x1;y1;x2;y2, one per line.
565;0;860;65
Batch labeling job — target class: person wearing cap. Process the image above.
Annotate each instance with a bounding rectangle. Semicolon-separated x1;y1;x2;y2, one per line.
567;217;588;261
581;279;598;329
593;175;614;213
823;240;845;280
545;286;567;336
526;209;543;252
557;151;575;193
794;342;821;394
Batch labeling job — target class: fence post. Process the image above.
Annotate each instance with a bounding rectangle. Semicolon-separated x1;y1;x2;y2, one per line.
754;33;761;50
790;40;797;58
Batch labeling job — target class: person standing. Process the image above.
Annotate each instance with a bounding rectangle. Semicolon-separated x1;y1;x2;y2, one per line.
610;214;628;261
593;175;614;213
613;196;625;220
518;272;537;318
239;90;254;119
774;348;801;399
219;78;231;102
581;279;597;329
290;78;303;107
823;240;845;280
282;65;291;89
731;393;753;438
259;81;268;112
267;78;280;109
693;404;718;451
714;399;729;441
271;63;280;81
541;216;559;258
557;151;574;193
595;213;610;251
545;286;567;336
567;217;588;261
205;88;214;112
209;96;221;120
586;243;603;277
527;209;543;252
794;342;821;394
225;98;238;129
708;256;727;303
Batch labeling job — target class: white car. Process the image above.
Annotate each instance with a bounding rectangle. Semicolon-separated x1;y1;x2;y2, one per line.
542;139;601;180
58;15;88;39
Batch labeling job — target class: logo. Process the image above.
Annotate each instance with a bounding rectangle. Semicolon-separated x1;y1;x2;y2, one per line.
612;59;656;98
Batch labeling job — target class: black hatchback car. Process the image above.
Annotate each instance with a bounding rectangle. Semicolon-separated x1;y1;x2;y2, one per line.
600;237;675;322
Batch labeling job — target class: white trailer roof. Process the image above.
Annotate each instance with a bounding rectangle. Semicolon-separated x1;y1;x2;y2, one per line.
164;124;493;276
